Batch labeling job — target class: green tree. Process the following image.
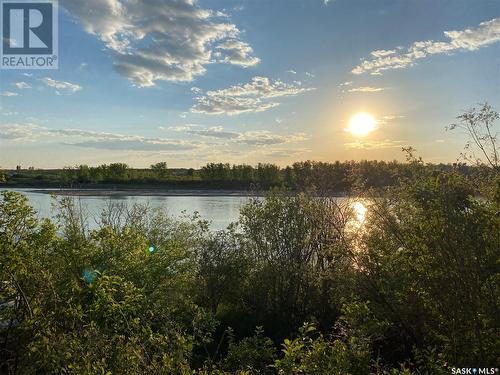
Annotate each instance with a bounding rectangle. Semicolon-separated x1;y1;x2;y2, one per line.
107;163;130;181
196;230;249;314
274;323;370;375
239;190;351;340
151;162;170;178
224;326;276;374
352;171;499;366
76;164;91;183
448;102;499;172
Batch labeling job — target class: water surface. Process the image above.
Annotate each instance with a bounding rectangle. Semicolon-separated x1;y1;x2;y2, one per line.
3;189;251;231
2;189;366;231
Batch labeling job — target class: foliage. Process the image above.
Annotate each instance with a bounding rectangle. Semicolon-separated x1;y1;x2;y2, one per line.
151;162;170;178
224;327;276;374
448;102;499;172
273;323;370;375
3;160;495;197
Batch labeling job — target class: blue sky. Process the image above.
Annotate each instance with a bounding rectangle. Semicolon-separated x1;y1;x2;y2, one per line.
0;0;499;168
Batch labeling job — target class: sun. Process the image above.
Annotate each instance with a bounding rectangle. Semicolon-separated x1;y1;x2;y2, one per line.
347;112;377;137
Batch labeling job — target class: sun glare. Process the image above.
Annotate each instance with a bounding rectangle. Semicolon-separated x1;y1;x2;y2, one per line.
347;112;377;137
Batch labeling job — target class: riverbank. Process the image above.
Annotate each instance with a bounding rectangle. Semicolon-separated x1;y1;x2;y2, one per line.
1;186;355;197
13;188;261;197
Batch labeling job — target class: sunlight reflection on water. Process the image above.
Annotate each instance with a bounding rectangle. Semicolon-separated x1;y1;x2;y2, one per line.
352;201;367;224
346;200;369;234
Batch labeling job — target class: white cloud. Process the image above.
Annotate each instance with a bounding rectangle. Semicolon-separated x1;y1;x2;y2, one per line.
61;0;259;87
263;148;311;158
0;91;19;97
0;122;307;152
0;123;37;140
353;17;500;75
192;95;280;115
0;123;201;151
347;86;384;93
381;114;405;122
69;139;197;151
191;76;315;115
344;139;404;150
44;128;196;150
14;82;32;89
287;70;297;74
370;49;396;58
238;130;308;145
204;76;312;98
215;39;260;67
41;77;82;93
167;125;308;145
338;81;352;88
169;125;240;139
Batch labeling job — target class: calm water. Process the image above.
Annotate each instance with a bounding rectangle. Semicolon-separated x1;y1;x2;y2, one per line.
2;189;366;231
3;189;252;231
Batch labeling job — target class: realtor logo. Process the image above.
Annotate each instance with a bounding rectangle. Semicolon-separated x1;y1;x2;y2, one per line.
1;0;58;69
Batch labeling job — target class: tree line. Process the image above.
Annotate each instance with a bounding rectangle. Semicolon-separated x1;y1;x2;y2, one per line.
1;160;493;194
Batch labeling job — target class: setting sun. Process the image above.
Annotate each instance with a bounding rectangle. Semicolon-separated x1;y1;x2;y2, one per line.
347;113;377;137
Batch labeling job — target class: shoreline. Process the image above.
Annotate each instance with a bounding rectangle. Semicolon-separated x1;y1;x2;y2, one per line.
2;188;351;198
8;188;262;197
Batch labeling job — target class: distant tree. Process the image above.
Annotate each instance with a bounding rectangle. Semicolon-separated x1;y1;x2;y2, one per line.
107;163;129;181
150;162;169;178
0;167;6;183
90;165;107;182
231;164;255;182
62;166;76;185
256;163;281;186
448;103;499;173
76;165;91;183
200;163;231;181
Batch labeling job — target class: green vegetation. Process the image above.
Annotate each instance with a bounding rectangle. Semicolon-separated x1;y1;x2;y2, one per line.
0;105;499;373
0;160;494;194
1;164;498;373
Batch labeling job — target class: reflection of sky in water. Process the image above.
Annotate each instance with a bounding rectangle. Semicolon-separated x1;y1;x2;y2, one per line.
4;189;250;231
3;189;367;232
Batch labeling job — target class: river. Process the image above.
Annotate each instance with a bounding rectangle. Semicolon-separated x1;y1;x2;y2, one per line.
1;189;366;231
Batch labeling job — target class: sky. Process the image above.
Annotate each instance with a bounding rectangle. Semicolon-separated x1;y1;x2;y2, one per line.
0;0;499;168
